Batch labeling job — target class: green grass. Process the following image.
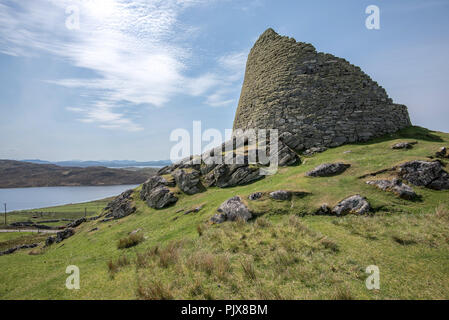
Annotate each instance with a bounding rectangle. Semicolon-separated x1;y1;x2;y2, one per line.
0;126;449;299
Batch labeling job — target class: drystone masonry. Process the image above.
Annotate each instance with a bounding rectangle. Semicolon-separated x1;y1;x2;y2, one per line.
233;28;411;149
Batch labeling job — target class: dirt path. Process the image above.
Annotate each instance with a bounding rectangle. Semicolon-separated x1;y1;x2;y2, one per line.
0;229;59;234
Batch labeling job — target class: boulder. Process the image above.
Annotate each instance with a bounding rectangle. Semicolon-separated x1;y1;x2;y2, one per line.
248;192;263;201
332;195;370;216
269;190;292;201
172;169;203;195
103;189;136;219
398;160;449;190
366;179;417;200
206;163;262;188
306;163;350;177
146;186;178;209
391;142;417;149
140;175;174;200
210;196;252;223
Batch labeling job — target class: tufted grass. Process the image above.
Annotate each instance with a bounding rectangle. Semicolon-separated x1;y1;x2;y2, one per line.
0;126;449;299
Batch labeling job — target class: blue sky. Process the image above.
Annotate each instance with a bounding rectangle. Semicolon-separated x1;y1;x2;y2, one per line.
0;0;448;161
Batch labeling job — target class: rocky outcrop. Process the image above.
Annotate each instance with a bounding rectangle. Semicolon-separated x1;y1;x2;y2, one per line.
205;163;262;188
66;218;86;228
269;190;292;201
392;142;417;149
306;163;350;177
45;228;75;246
210;196;252;223
233;28;411;150
145;186;178;209
140;175;174;200
398;160;449;190
366;179;417;200
332;195;370;215
0;243;39;256
172;169;203;195
103;189;136;219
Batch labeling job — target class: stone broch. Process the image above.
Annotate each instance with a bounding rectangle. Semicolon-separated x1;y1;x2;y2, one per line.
233;28;411;150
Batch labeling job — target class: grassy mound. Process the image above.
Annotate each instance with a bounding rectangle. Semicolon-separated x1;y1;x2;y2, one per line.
1;126;449;299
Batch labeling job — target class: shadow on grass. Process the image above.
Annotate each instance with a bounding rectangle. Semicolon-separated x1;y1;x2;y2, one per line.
356;126;444;146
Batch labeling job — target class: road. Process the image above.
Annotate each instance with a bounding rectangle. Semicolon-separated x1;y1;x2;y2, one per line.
0;229;59;234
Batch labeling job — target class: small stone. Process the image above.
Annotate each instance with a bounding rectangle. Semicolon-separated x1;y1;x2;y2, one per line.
210;196;252;223
315;204;331;215
306;163;350;177
332;195;370;216
366;179;417;200
391;142;417;149
248;192;263;201
269;190;292;201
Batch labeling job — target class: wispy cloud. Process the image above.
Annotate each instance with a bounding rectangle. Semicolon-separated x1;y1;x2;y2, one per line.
0;0;244;130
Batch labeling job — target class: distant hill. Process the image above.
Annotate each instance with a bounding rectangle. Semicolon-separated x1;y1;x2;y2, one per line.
21;159;171;168
0;160;158;188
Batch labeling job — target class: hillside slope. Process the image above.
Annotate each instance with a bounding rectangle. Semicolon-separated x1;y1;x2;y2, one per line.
0;160;157;188
1;127;449;299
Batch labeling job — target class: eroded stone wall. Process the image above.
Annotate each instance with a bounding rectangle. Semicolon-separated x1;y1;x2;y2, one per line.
233;28;411;150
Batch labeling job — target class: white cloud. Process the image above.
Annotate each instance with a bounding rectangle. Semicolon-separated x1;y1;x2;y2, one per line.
0;0;234;130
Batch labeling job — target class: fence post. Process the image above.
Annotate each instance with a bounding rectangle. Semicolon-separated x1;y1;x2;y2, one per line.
3;203;6;226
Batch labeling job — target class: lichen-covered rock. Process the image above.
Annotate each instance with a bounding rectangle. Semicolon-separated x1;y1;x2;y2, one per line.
273;140;300;166
103;189;136;220
269;190;292;201
146;186;178;209
398;160;449;190
172;169;203;195
306;163;350;177
332;195;370;216
392;142;417;149
210;196;252;223
366;179;417;200
248;192;263;201
140;175;174;200
205;164;262;188
233;28;411;150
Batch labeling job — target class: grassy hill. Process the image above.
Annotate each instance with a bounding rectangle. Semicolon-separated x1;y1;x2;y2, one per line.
0;160;157;188
1;127;449;299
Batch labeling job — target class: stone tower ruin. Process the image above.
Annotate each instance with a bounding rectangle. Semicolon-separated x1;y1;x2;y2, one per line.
233;28;411;150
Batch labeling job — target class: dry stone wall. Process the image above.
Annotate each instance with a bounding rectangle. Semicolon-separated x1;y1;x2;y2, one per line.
233;28;411;149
